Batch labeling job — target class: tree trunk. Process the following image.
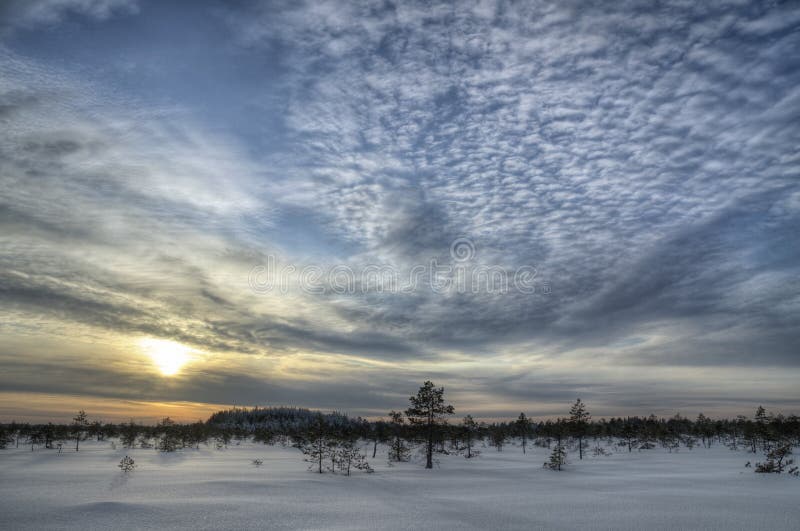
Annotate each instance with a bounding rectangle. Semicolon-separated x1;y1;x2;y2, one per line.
372;439;377;459
578;436;582;460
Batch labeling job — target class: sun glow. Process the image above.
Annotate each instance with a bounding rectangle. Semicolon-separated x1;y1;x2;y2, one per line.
138;338;193;376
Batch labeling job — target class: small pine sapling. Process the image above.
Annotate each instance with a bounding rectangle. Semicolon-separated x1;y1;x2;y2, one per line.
335;442;373;476
387;411;411;463
755;443;799;475
544;442;567;470
118;456;136;473
544;421;568;470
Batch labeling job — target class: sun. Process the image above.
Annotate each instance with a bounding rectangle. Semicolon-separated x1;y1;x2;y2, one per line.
138;338;193;376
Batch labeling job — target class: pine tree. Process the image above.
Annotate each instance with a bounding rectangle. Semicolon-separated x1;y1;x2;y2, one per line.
461;415;479;458
301;414;331;473
156;417;179;452
569;399;590;460
405;381;454;469
217;428;235;449
88;421;104;442
695;413;715;448
27;429;44;451
388;411;410;463
754;406;773;451
120;420;139;449
621;420;637;452
43;423;55;449
490;429;506;452
71;410;89;451
544;424;567;471
638;416;658;450
545;444;567;470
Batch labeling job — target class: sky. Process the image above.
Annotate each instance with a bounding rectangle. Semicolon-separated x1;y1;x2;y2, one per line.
1;0;799;423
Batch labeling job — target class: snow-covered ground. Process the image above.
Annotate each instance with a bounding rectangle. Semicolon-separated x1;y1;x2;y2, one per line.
1;440;797;530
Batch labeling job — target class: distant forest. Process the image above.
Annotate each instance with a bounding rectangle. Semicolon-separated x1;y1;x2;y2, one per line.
2;381;798;475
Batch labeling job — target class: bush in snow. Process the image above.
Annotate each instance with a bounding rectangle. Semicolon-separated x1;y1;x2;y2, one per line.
298;417;373;476
755;444;799;476
334;442;373;476
592;445;611;457
118;456;136;473
637;434;656;450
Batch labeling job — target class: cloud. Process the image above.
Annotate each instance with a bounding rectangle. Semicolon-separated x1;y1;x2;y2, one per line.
221;0;800;367
0;0;138;33
0;0;798;417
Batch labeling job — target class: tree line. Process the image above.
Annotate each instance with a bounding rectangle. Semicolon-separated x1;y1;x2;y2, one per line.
2;382;798;476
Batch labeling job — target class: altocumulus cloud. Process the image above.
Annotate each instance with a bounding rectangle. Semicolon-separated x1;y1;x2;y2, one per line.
0;0;798;419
